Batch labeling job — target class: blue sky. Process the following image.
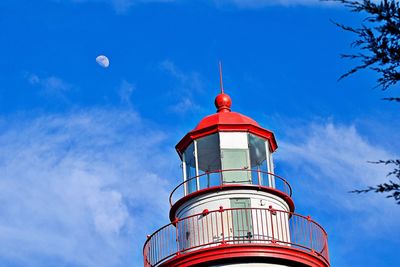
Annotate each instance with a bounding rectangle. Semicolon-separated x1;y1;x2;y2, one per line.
0;0;399;266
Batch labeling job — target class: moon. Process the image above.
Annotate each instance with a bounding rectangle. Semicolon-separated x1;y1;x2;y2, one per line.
96;55;110;68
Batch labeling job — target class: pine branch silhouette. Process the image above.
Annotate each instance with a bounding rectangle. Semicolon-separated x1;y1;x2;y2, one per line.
329;0;400;90
330;0;400;204
350;160;400;204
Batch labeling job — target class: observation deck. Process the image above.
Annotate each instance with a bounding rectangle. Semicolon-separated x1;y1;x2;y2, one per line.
144;170;330;267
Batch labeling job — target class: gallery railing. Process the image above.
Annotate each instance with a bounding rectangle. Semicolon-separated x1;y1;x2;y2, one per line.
143;207;329;267
170;169;292;206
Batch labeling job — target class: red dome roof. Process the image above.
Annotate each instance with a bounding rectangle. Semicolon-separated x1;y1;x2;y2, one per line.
194;111;260;131
175;93;278;156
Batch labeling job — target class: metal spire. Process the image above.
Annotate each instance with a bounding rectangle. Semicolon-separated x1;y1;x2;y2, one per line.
219;61;224;94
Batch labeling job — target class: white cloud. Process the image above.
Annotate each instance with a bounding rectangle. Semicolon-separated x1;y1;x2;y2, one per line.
28;74;71;93
213;0;334;8
61;0;173;14
168;98;201;113
0;109;175;266
2;108;396;266
276;121;400;261
118;79;135;105
56;0;345;14
56;0;338;13
159;60;203;114
68;0;337;11
62;0;134;14
278;123;397;206
159;60;203;93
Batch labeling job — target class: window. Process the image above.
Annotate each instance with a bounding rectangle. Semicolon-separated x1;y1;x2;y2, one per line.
183;143;197;193
248;134;267;185
196;134;221;188
221;149;251;184
266;141;275;188
230;198;253;239
219;132;251;184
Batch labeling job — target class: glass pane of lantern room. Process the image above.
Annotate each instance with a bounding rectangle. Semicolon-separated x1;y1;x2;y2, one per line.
248;134;267;185
220;132;251;184
221;149;251;184
183;143;197;194
196;134;221;189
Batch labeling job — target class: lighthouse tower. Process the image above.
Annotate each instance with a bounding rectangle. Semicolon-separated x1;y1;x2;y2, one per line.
143;74;330;267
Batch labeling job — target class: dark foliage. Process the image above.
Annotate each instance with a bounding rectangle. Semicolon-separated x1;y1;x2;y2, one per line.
331;0;400;94
350;160;400;203
331;0;400;203
382;97;400;101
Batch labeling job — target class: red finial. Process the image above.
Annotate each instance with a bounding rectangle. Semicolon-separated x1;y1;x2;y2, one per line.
215;93;232;112
215;61;232;112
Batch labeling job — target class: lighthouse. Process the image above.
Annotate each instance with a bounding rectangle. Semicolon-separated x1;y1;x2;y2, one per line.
143;71;330;267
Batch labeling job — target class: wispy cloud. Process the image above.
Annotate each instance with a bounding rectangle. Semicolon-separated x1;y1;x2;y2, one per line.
61;0;335;13
56;0;134;14
60;0;173;14
159;60;203;93
276;121;400;263
108;0;134;14
159;60;203;114
118;79;135;106
0;109;174;266
213;0;334;8
28;74;71;93
168;98;201;113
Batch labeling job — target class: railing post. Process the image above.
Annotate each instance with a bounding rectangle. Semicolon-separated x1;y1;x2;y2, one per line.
307;216;314;253
143;242;148;267
219;206;226;244
325;235;330;261
269;205;276;243
174;217;180;256
144;235;151;266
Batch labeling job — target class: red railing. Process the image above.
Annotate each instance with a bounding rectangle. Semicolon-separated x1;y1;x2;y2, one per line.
143;207;329;267
170;169;292;206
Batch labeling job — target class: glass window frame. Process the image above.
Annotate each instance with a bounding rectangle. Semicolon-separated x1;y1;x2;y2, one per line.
182;142;197;195
181;133;276;194
265;141;275;188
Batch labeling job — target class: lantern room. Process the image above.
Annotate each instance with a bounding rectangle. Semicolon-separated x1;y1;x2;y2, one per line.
175;93;279;195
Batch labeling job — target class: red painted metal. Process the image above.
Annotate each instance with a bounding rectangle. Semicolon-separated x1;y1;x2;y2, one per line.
143;207;329;267
193;111;258;130
159;244;329;267
215;93;232;113
175;107;278;156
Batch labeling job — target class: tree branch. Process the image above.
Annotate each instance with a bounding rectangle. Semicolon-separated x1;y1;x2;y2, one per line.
330;0;400;90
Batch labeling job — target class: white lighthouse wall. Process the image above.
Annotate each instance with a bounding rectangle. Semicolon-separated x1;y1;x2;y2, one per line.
175;189;291;252
176;189;290;216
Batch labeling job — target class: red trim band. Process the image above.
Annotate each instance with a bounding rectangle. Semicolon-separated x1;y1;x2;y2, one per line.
175;124;278;158
159;244;330;267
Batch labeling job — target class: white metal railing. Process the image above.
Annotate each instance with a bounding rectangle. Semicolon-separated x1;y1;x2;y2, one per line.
143;207;329;267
